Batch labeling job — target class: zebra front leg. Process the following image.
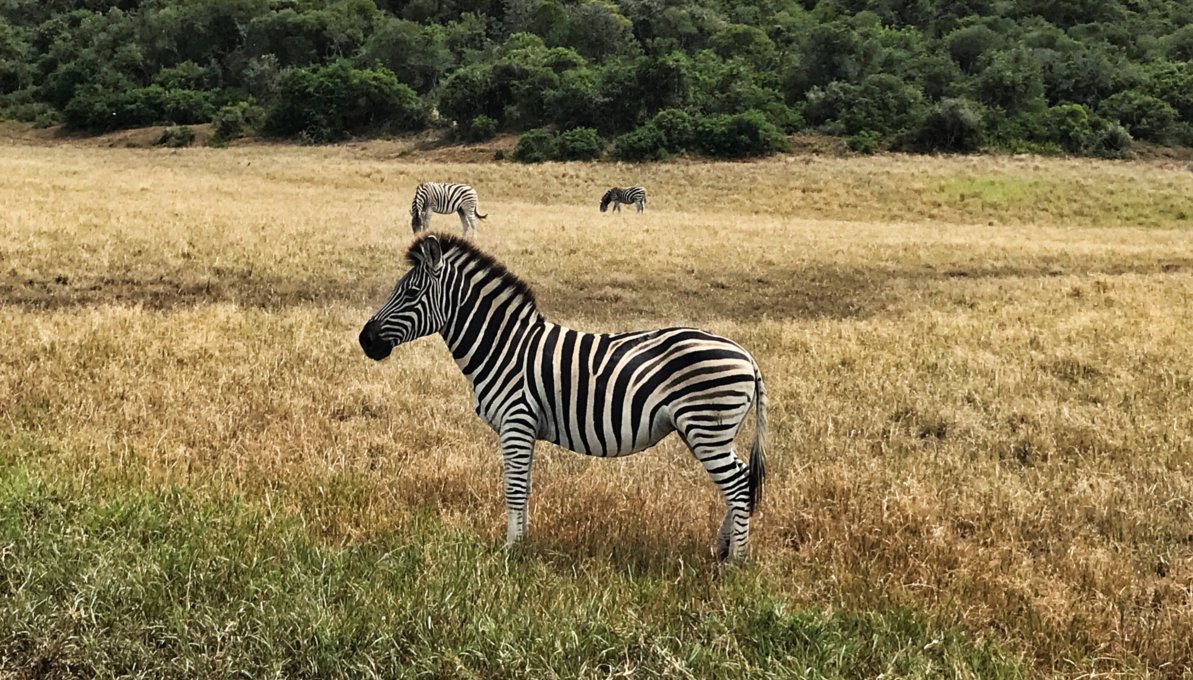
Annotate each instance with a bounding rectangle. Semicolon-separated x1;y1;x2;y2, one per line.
636;199;644;213
500;428;536;545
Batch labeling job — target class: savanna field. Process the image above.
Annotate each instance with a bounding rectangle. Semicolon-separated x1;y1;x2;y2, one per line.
1;135;1192;678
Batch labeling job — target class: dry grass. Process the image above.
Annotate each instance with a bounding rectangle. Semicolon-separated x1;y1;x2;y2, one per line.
2;141;1193;676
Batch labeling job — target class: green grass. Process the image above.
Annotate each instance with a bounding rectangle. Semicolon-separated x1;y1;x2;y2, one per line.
0;461;1025;679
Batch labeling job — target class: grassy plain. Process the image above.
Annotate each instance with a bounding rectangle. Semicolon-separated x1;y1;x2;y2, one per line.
1;141;1192;677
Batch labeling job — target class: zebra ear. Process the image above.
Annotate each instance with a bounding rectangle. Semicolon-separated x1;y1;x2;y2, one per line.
417;235;443;272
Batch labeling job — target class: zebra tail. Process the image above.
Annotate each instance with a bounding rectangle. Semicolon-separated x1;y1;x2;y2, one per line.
747;364;768;515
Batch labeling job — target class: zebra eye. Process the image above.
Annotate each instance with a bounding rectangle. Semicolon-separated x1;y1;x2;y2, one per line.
401;288;420;302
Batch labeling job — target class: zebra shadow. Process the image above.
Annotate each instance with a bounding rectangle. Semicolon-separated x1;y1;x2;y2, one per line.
510;517;723;577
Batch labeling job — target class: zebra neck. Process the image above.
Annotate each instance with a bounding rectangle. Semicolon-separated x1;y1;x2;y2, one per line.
440;287;541;389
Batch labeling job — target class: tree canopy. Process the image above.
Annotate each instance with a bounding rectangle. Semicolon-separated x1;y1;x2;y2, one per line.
2;0;1190;158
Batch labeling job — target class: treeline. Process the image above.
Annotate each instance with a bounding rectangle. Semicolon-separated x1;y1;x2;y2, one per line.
1;0;1191;159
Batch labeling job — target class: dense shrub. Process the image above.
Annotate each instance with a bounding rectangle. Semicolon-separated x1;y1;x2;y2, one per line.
1097;90;1178;144
912;98;985;153
513;128;557;163
5;0;1193;159
265;60;426;142
1090;121;1133;158
155;125;195;148
612;124;669;161
693;111;789;159
458;114;498;143
1044;103;1099;153
649;108;695;151
845;130;880;154
211;101;265;143
805;75;925;137
63;86;216;132
554;127;604;160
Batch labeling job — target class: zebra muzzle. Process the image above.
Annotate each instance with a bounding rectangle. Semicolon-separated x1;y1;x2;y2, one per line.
359;322;393;361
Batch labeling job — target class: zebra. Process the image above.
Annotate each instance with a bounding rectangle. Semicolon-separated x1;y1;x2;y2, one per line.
600;186;647;213
358;234;768;562
410;182;487;237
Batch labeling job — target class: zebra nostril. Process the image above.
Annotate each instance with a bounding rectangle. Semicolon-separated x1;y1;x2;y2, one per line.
359;322;394;361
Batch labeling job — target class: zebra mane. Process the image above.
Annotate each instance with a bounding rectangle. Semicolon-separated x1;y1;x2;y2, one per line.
405;234;537;309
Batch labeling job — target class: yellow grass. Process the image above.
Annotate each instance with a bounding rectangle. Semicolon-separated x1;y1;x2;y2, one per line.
2;142;1193;675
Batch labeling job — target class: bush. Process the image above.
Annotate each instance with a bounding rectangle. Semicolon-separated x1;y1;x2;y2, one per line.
63;85;216;132
513;128;557;163
554;127;604;160
1043;104;1098;153
155;126;195;148
612;124;669;161
693;111;789;159
1097;90;1178;144
1090;121;1133;158
845;130;880;154
265;60;427;143
459;114;498;143
649;108;695;151
211;101;265;143
911;98;985;153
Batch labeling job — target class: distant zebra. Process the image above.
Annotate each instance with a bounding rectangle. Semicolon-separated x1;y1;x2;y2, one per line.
600;186;647;213
359;234;768;562
410;182;487;237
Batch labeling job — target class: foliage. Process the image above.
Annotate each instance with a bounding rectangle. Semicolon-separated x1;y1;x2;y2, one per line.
846;130;881;154
155;125;195;147
612;124;670;161
1;0;1192;156
211;101;266;143
554;126;604;160
512;127;557;162
1097;90;1178;144
912;98;985;153
265;60;425;142
694;111;790;159
459;113;498;143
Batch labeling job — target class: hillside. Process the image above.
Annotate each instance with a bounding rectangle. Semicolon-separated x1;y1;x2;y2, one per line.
2;0;1193;157
1;0;1191;157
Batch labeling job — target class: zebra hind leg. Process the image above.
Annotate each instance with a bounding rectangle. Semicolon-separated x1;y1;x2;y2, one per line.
691;442;752;562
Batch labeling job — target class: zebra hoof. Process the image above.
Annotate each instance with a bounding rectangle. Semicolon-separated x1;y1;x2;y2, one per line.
714;541;731;563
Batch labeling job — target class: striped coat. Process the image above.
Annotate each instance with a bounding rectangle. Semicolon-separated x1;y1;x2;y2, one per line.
359;234;768;561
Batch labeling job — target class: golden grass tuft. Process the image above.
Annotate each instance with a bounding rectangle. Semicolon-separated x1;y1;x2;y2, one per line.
2;142;1193;675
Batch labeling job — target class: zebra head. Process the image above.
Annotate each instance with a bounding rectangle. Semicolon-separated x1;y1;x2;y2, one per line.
359;236;448;361
599;189;615;212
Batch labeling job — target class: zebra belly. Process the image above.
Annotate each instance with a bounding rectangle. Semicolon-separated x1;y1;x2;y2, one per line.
536;407;676;457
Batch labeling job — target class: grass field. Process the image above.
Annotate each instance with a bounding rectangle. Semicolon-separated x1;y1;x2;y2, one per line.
2;141;1192;677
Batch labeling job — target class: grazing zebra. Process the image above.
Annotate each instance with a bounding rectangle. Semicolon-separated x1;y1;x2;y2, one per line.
359;234;768;562
600;186;647;213
410;182;487;236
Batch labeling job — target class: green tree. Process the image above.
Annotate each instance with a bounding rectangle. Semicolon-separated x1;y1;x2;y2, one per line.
1097;90;1178;144
265;60;426;142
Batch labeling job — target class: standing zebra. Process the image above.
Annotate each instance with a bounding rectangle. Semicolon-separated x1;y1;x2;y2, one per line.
600;186;647;213
410;182;487;237
359;234;768;562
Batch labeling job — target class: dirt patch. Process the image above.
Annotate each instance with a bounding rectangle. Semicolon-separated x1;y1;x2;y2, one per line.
2;270;371;311
8;259;1189;323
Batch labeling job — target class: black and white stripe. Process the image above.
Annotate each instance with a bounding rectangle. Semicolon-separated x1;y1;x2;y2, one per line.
600;186;647;213
359;234;768;561
410;182;487;236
